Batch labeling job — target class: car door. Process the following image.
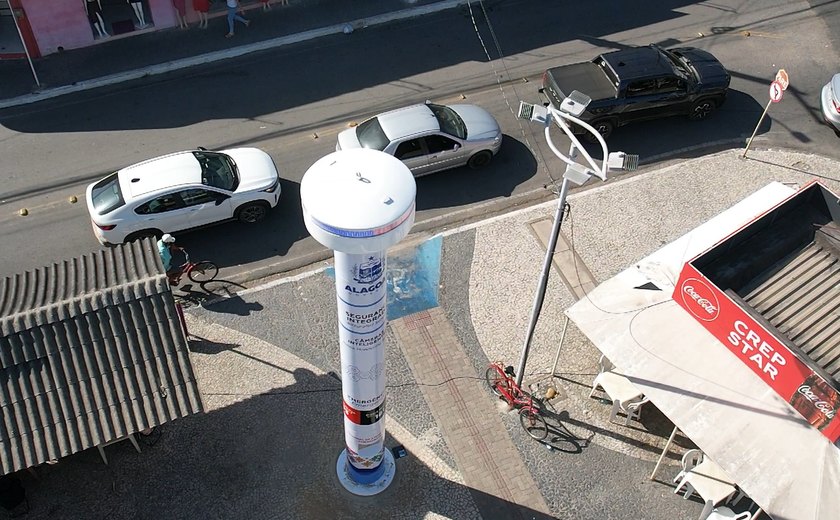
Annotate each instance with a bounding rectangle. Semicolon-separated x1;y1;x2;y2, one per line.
650;76;691;117
423;134;466;174
177;188;233;229
392;137;429;176
133;191;190;232
620;78;662;123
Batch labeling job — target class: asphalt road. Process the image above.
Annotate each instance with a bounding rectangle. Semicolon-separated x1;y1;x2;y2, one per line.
1;0;838;281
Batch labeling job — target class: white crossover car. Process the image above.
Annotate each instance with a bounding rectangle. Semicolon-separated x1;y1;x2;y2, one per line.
85;147;281;245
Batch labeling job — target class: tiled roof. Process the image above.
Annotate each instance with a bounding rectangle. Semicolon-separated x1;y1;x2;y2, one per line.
0;238;204;475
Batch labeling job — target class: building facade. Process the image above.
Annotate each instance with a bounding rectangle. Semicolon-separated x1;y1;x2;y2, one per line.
5;0;221;58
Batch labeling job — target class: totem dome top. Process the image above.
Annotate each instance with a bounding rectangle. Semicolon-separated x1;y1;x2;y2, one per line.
301;149;417;253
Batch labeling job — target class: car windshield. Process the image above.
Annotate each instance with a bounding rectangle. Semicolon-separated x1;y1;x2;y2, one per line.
194;150;238;191
355;117;390;151
428;104;467;139
90;172;124;215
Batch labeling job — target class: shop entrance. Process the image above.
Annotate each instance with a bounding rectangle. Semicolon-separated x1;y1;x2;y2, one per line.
0;0;24;59
1;0;40;60
86;0;154;39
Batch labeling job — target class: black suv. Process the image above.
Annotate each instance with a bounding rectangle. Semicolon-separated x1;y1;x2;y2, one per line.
541;44;731;140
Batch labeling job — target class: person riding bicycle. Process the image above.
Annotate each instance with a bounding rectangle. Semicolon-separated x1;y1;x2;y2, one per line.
157;233;185;284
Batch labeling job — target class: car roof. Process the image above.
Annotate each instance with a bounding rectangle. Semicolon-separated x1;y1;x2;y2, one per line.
600;45;678;82
118;151;202;200
375;104;440;140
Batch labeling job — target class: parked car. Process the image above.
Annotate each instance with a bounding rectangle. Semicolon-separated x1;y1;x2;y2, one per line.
336;102;502;176
541;44;731;140
85;147;281;245
820;73;840;135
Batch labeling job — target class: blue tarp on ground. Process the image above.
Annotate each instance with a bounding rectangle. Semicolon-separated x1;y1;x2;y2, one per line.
326;235;441;320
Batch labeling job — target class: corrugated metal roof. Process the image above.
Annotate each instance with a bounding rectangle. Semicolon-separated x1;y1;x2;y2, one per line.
743;223;840;381
0;238;204;475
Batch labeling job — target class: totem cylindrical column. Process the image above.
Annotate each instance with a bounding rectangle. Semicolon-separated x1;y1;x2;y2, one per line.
300;148;416;496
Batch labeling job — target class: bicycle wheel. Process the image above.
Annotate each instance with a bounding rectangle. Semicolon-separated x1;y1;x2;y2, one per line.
188;261;218;283
519;407;548;441
484;365;504;397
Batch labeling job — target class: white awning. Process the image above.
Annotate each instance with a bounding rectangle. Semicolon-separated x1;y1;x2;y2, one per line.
566;182;840;520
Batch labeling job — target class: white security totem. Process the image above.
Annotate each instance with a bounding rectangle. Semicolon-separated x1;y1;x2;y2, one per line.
300;149;416;495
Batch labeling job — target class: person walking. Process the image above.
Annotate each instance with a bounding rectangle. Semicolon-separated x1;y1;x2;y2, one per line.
225;0;250;38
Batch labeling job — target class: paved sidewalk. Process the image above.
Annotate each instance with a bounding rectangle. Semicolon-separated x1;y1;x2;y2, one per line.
14;148;840;519
0;0;464;108
392;308;552;519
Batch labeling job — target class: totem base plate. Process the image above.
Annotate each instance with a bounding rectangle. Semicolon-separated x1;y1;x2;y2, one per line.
336;449;395;496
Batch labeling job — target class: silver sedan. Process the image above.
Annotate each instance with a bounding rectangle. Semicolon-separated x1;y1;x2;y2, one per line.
820;73;840;134
336;102;503;176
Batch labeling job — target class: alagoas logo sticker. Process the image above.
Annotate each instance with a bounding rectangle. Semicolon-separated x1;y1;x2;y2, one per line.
344;255;385;294
353;256;383;285
679;277;720;322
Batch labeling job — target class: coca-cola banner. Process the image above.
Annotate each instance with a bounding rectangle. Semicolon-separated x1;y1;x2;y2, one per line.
673;263;840;442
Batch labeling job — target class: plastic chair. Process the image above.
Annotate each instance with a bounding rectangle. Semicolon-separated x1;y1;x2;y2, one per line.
589;355;649;425
673;448;704;485
619;395;650;425
706;506;750;520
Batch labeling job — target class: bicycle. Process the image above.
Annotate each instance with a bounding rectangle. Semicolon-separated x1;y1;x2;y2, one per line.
168;251;218;286
485;362;548;441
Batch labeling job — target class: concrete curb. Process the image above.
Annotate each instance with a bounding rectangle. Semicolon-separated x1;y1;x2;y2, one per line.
0;0;467;110
224;181;555;287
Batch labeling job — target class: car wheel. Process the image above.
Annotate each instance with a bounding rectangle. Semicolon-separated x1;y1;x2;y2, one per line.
124;229;161;244
689;99;717;121
585;120;614;143
467;150;493;169
236;202;270;224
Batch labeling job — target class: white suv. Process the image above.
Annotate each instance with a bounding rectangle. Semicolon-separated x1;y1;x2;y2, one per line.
85;147;281;245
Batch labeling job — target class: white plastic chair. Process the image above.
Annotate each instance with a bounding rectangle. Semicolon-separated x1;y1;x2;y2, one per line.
589;355;649;425
706;506;750;520
673;448;704;486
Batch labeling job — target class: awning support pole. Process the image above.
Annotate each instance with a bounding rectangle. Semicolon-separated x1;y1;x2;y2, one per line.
650;425;679;480
550;316;570;377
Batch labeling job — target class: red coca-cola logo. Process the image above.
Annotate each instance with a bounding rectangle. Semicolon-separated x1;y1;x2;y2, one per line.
797;385;837;420
680;278;720;322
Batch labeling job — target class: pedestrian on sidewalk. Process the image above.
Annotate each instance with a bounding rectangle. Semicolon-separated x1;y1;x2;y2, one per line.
172;0;189;29
193;0;210;28
260;0;272;11
225;0;250;38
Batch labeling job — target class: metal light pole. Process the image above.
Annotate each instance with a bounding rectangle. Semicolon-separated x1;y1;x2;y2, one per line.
514;92;638;387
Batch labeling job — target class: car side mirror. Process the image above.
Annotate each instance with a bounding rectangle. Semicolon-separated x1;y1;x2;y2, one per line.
215;195;229;205
453;144;460;151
